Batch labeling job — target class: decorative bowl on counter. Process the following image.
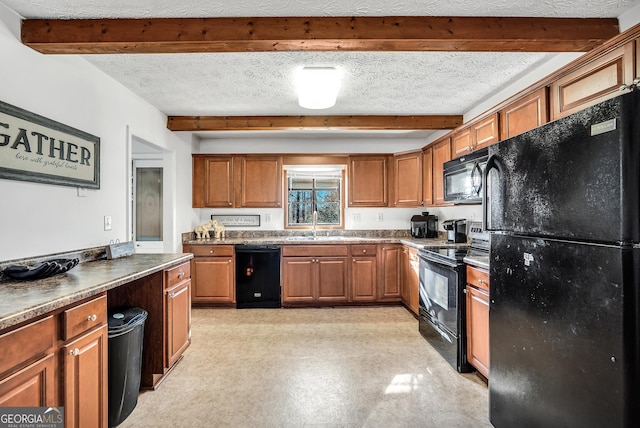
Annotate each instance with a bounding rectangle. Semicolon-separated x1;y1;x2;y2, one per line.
2;258;79;280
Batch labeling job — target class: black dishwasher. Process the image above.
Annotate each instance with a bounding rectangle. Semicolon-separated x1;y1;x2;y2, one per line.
235;244;281;308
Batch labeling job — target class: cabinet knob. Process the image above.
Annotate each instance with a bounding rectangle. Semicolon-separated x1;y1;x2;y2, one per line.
69;348;80;356
463;289;468;294
86;314;97;322
228;259;232;263
178;271;185;279
228;202;232;206
169;292;176;298
209;250;214;254
478;279;486;284
362;249;367;253
353;258;356;262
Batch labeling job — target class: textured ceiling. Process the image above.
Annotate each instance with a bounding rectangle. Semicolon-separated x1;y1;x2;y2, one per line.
3;0;640;140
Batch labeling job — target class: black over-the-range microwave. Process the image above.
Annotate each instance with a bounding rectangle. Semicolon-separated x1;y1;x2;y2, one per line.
443;147;489;204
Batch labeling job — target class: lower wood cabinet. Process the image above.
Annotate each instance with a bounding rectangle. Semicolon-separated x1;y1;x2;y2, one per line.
63;325;108;428
351;245;378;302
0;352;55;407
282;245;349;305
183;245;235;305
466;265;490;378
379;244;402;301
107;261;192;389
0;295;108;428
401;246;420;316
166;280;191;367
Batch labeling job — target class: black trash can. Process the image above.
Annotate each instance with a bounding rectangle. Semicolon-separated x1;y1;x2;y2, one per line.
108;307;148;427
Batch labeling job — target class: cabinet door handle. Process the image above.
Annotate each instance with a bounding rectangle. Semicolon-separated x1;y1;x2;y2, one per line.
478;279;486;284
86;314;97;322
463;289;468;294
69;348;80;356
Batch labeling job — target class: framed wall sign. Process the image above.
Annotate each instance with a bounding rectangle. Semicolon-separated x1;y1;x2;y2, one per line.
211;214;260;227
0;100;100;189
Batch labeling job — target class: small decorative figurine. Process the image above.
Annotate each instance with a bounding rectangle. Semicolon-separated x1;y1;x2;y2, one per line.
212;220;225;240
194;219;215;240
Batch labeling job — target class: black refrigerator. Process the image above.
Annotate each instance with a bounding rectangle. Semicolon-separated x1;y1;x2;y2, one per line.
484;90;640;427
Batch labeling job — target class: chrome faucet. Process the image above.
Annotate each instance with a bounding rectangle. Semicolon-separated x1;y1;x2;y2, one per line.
312;210;318;238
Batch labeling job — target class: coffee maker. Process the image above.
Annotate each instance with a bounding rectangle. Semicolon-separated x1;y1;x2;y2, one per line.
410;212;438;238
442;219;467;243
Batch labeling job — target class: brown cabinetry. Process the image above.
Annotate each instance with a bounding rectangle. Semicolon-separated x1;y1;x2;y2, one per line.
63;325;108;428
401;246;420;316
0;315;56;407
379;244;402;301
184;245;235;305
192;155;234;208
0;296;108;428
392;151;423;207
431;138;452;206
282;245;349;305
500;87;549;140
465;265;490;378
107;262;192;389
351;245;378;302
452;114;499;156
422;148;433;206
236;155;282;208
550;43;634;120
348;155;389;207
192;155;282;208
165;267;191;367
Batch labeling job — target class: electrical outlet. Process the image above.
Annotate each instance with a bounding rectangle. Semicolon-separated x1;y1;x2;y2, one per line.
376;213;383;222
352;213;361;223
104;215;112;231
265;214;272;223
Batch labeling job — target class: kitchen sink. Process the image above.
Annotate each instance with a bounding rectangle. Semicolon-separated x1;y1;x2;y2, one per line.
285;236;353;241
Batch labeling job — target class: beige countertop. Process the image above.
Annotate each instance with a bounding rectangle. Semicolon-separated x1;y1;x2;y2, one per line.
0;253;192;331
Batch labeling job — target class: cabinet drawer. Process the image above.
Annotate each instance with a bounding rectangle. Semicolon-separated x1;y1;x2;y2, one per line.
62;295;107;341
0;316;56;376
467;266;489;291
351;245;377;256
186;245;234;257
165;261;191;289
282;245;348;257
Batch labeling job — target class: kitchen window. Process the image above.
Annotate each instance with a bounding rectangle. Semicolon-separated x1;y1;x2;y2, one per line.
284;166;344;229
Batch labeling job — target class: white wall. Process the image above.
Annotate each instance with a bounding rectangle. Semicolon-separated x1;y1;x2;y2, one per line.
0;4;196;260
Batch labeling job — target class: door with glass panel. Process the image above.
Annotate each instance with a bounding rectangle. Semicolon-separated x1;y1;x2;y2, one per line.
133;159;164;252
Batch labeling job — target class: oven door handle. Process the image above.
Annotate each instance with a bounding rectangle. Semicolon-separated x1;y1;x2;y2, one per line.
418;252;461;268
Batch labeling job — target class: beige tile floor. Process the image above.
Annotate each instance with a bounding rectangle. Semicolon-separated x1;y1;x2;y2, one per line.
120;306;491;428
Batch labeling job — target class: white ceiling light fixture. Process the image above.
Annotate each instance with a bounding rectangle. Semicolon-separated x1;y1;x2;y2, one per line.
296;67;341;110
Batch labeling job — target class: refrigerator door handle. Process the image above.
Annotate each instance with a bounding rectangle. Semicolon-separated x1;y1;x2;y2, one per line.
483;154;503;231
471;161;483;196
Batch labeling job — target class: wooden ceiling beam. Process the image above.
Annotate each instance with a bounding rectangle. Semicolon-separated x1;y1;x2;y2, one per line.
22;16;618;54
166;115;463;131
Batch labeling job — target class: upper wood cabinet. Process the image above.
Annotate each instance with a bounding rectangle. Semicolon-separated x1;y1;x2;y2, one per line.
236;155;282;208
500;87;549;140
348;155;389;207
192;155;282;208
422;148;433;207
452;113;499;156
192;155;233;208
392;151;423;207
550;42;634;120
431;138;452;206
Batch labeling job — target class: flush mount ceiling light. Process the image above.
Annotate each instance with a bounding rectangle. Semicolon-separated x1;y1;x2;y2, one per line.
296;67;341;110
